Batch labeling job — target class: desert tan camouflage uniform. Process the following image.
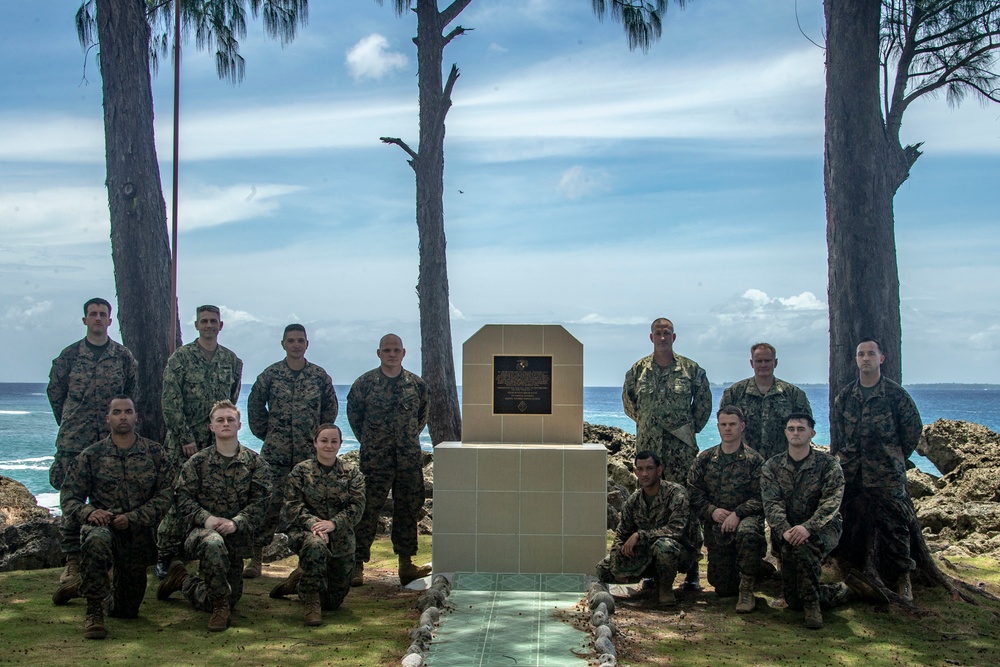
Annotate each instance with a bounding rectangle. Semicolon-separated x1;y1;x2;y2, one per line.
248;359;338;549
283;457;365;610
622;354;711;484
347;368;429;563
718;378;812;460
687;443;766;596
174;444;270;610
760;448;845;610
596;480;699;584
831;376;922;576
61;435;172;616
48;338;137;555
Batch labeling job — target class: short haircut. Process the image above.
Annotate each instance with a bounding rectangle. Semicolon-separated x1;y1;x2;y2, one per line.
858;337;882;354
196;304;221;317
635;450;663;467
750;342;776;357
313;422;343;441
209;399;240;421
717;405;746;423
84;297;112;316
284;323;307;338
379;333;403;347
650;317;674;333
785;412;815;429
107;394;135;411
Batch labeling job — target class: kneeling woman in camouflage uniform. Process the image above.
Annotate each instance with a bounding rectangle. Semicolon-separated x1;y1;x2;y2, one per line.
270;424;365;625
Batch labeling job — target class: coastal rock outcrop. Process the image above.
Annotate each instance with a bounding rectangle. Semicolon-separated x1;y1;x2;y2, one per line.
914;420;1000;557
0;476;60;571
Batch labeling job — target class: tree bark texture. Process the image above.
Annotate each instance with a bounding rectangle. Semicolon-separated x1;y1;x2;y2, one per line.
824;0;907;414
409;0;462;445
95;0;174;442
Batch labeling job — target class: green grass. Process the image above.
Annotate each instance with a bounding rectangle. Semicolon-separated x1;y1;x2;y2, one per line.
0;535;432;666
611;556;1000;667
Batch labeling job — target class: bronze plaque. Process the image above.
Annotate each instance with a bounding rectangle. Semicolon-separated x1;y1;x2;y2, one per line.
493;355;553;415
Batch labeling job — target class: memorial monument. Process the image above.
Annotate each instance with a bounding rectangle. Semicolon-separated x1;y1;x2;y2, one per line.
433;324;607;574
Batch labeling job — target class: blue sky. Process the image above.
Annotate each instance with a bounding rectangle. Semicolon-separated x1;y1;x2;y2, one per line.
1;1;998;387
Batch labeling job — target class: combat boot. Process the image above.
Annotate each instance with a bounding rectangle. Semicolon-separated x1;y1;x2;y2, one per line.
60;554;81;585
398;556;431;586
657;578;676;606
269;568;303;598
351;562;364;587
735;575;756;613
156;561;189;600
803;600;823;629
207;598;231;632
302;592;322;626
53;577;82;606
243;546;263;579
897;573;913;603
83;598;107;640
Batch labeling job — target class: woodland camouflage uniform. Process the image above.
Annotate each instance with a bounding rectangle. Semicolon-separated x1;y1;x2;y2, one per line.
718;378;812;460
283;457;365;610
347;368;429;563
157;341;242;562
174;444;270;611
248;360;338;549
622;354;711;484
596;481;699;585
61;435;172;616
831;376;923;576
48;338;137;555
687;443;766;596
760;448;846;610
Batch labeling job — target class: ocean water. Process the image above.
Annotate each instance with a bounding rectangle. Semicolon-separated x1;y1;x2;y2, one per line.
3;383;998;512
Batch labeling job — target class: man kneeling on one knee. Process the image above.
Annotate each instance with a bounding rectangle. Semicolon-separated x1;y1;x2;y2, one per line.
596;450;699;606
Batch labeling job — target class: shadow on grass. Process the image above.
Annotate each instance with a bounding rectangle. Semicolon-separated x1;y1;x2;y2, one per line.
0;534;431;667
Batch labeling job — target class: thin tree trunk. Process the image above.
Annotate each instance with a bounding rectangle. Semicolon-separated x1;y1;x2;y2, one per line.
95;0;174;442
412;0;461;444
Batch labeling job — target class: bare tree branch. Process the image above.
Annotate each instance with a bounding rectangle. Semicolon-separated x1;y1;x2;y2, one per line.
380;135;419;167
443;24;471;47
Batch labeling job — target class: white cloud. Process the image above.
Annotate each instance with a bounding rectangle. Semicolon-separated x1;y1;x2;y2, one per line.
968;324;1000;351
450;301;466;321
3;296;53;324
346;34;409;81
173;183;306;231
219;306;265;325
557;166;611;199
572;313;648;326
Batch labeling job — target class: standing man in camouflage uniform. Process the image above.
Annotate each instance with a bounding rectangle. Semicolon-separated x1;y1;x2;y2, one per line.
245;323;338;578
53;396;172;639
596;450;699;606
269;424;365;625
623;317;710;589
831;338;923;602
718;342;812;460
347;333;431;586
47;297;137;584
157;400;270;632
156;305;243;577
687;406;766;612
761;413;857;629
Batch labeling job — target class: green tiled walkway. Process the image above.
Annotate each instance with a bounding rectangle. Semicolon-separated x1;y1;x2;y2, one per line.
425;574;591;667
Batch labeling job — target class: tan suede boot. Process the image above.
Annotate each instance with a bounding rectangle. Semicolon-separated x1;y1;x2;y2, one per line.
657;578;677;606
156;561;189;600
269;568;303;598
303;592;323;626
803;600;823;629
351;562;364;587
735;575;756;613
398;556;431;586
208;598;231;632
83;598;107;640
53;577;82;606
60;554;81;585
243;546;263;579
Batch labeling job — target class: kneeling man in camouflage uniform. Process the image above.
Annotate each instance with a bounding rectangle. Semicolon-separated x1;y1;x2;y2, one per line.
687;406;766;612
54;396;172;639
157;400;270;632
269;423;365;625
596;450;699;606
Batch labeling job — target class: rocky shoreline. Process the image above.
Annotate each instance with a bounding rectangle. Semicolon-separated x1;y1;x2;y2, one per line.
3;419;999;571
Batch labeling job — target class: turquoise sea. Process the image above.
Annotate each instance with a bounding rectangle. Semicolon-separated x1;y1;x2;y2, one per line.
2;383;998;512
